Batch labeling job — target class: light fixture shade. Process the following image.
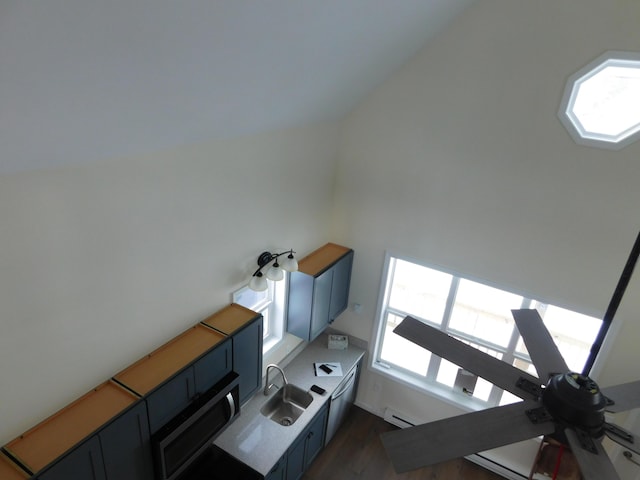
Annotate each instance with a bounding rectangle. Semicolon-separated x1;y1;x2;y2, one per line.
281;254;298;272
266;263;284;281
249;274;268;292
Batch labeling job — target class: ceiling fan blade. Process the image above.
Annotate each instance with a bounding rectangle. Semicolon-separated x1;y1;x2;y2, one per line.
601;380;640;413
564;428;620;480
394;316;541;400
604;422;640;456
381;400;553;473
511;309;569;381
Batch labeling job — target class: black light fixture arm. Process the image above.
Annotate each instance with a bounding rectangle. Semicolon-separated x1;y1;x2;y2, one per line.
251;249;296;277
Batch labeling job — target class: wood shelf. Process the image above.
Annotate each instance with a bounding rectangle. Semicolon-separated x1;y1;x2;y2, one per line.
5;380;137;474
0;451;29;480
297;243;351;276
114;324;227;396
201;303;259;335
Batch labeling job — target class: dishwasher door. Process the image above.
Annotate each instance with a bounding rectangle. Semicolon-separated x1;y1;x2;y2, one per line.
325;364;358;445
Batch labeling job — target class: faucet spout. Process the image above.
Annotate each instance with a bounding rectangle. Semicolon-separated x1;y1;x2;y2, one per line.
264;364;288;395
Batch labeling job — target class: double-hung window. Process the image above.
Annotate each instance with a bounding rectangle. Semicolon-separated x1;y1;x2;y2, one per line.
372;254;602;409
233;277;287;354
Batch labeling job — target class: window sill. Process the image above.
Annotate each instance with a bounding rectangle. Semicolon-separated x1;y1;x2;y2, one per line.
263;335;283;356
371;361;490;414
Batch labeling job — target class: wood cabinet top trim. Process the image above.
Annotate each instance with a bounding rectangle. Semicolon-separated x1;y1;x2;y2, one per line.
114;324;227;395
0;452;28;480
5;380;137;473
201;303;260;335
297;243;352;276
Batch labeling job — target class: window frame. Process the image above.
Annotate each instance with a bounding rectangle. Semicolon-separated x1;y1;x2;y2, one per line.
558;50;640;150
371;251;603;411
233;276;287;355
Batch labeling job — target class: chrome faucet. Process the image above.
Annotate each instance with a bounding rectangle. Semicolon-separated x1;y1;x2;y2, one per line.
264;364;288;395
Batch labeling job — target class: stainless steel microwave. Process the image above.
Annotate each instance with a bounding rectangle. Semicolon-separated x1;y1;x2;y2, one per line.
152;371;240;480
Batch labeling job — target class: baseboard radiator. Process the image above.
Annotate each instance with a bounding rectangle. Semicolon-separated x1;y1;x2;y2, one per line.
383;407;418;428
381;407;526;480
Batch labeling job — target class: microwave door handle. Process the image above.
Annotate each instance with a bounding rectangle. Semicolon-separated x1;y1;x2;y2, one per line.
225;392;236;423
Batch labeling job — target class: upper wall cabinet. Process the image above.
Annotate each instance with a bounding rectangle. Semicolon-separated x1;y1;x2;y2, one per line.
287;243;354;342
113;324;230;433
201;304;263;405
4;380;138;476
36;401;153;480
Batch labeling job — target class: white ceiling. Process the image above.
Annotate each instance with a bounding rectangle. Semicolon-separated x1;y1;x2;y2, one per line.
0;0;474;174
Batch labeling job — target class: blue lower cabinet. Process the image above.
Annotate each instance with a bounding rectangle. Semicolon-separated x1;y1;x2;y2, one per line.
285;434;306;480
304;407;327;469
264;454;286;480
282;403;328;480
37;436;106;480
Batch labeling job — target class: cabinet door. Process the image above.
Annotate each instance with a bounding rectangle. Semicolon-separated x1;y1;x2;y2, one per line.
287;248;354;343
38;436;106;480
146;367;194;433
285;434;306;480
193;339;232;395
100;402;153;480
233;318;263;404
304;405;328;469
328;251;353;322
310;268;333;340
287;273;314;341
264;455;286;480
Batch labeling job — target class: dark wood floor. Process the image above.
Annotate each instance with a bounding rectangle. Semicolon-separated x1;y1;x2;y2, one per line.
303;406;506;480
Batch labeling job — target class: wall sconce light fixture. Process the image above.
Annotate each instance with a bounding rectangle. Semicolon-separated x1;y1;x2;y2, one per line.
248;249;298;291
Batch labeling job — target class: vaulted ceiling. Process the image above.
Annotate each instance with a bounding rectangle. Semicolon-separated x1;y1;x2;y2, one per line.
0;0;475;174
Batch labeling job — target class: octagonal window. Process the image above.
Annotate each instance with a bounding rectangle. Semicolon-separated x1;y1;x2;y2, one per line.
559;51;640;150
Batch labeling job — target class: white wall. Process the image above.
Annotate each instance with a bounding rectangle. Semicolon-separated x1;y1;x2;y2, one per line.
330;0;640;476
0;122;341;445
3;1;640;476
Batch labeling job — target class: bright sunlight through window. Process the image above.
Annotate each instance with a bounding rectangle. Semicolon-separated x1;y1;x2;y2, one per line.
372;254;602;410
559;51;640;150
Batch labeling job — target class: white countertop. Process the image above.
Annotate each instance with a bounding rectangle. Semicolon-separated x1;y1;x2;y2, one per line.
214;333;366;476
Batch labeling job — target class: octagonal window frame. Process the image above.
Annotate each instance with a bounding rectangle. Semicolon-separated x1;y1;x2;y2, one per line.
559;50;640;150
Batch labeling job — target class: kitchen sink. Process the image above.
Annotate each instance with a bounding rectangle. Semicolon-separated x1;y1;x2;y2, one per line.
260;384;313;426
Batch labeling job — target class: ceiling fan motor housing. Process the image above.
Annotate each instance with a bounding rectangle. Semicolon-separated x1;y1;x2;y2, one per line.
543;373;607;437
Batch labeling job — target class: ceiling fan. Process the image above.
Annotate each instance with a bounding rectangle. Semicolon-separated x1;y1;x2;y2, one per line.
381;233;640;480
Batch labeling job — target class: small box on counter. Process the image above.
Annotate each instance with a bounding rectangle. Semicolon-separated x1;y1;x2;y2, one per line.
328;334;348;350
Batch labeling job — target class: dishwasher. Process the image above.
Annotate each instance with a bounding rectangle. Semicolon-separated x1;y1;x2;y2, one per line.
325;362;359;445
